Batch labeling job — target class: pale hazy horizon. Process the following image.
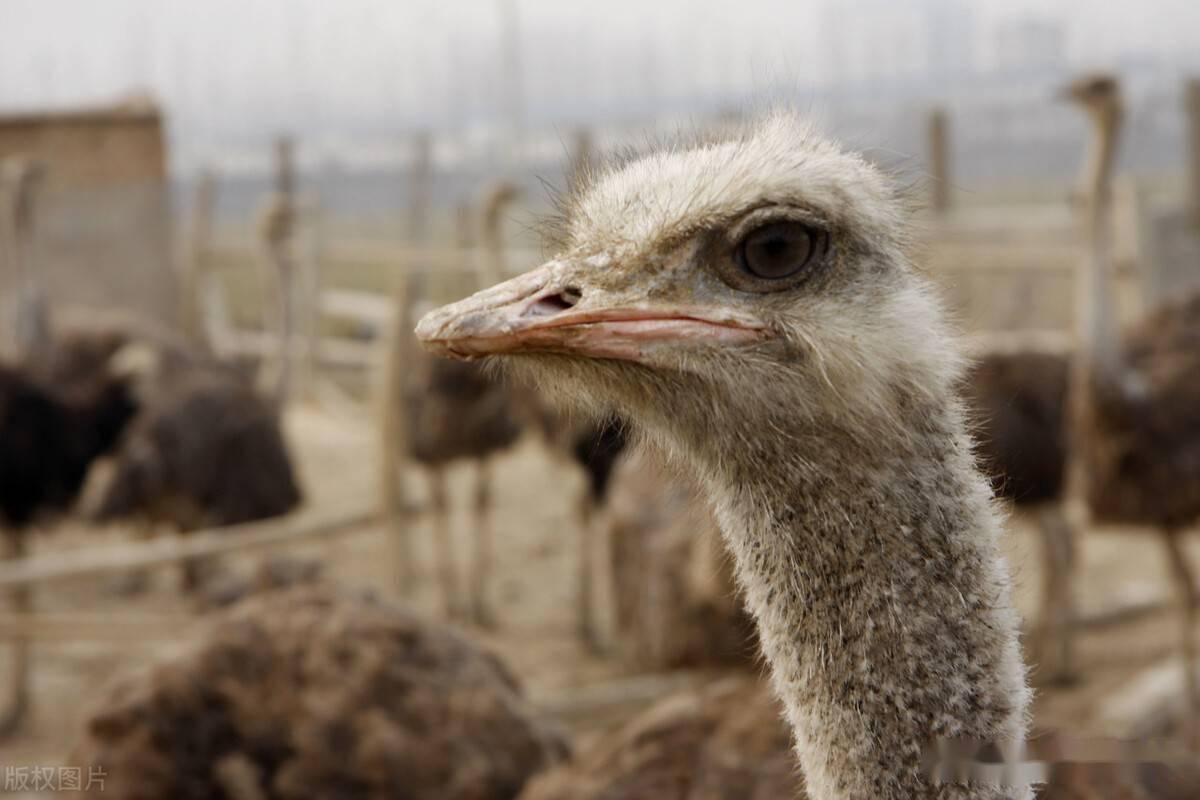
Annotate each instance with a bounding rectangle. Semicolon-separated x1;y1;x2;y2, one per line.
3;0;1199;174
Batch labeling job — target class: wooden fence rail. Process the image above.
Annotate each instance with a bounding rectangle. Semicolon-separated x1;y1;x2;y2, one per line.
0;500;376;590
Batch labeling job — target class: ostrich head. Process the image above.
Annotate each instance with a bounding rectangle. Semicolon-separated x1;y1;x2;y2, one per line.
1059;72;1122;123
417;114;962;464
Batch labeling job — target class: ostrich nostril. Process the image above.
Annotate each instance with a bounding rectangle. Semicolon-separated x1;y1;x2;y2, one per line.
525;287;582;317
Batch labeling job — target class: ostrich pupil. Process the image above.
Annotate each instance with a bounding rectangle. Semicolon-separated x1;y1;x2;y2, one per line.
740;221;814;279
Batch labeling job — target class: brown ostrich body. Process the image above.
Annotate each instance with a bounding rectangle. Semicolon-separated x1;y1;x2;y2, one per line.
0;361;136;735
73;587;567;800
406;355;524;467
401;348;523;625
3;150;302;591
967;352;1069;506
607;449;755;668
89;365;301;531
41;314;304;589
963;351;1075;678
418;113;1032;798
1077;293;1200;527
521;677;802;800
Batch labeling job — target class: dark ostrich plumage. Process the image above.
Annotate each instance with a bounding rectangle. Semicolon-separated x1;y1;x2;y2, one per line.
28;312;208;392
570;417;629;505
72;587;568;800
520;678;803;800
964;351;1070;506
521;675;1200;800
1081;292;1200;529
405;357;524;466
22;314;303;532
0;363;136;528
89;369;301;529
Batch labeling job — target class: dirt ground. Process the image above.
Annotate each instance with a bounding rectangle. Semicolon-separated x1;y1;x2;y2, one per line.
2;401;1198;794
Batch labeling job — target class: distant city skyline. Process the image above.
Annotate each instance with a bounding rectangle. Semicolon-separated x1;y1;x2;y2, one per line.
3;0;1198;173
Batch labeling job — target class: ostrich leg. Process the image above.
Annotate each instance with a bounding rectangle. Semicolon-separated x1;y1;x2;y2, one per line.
108;518;156;596
181;551;220;593
428;467;460;620
470;458;496;628
577;489;597;649
1033;503;1078;684
576;489;616;654
0;529;31;738
1162;527;1199;748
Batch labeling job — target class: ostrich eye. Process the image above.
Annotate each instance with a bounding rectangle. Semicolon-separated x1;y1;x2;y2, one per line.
736;221;822;280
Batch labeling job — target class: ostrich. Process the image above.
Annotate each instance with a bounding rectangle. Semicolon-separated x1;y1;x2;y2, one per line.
72;586;568;799
0;363;136;736
520;677;802;800
399;337;523;625
1058;74;1200;736
0;157;140;736
386;182;526;625
418;112;1032;798
963;351;1074;680
564;415;628;650
81;192;304;590
86;352;302;591
1;153;301;592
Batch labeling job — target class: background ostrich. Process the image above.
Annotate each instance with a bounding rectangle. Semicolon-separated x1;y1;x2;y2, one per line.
72;586;568;799
0;363;136;736
0;154;302;594
1060;74;1200;735
70;192;303;591
383;182;526;625
419;112;1032;799
0;157;141;736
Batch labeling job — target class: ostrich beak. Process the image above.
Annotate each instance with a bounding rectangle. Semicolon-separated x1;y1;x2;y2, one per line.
1054;84;1080;103
415;259;768;362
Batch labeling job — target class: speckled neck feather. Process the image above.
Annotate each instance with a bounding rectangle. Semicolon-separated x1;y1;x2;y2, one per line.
639;386;1030;800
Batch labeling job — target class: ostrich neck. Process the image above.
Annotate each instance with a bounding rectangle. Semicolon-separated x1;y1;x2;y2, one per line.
6;172;51;359
672;397;1029;800
1075;111;1124;389
268;242;294;409
481;205;509;286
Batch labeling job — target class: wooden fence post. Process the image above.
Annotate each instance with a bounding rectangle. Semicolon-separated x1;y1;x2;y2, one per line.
258;136;298;408
181;170;216;345
927;108;952;214
1186;78;1200;228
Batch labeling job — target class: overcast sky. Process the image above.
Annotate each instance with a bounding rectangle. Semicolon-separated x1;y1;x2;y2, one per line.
3;0;1199;169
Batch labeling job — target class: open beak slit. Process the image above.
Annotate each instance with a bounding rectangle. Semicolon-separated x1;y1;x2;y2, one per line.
415;262;770;363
